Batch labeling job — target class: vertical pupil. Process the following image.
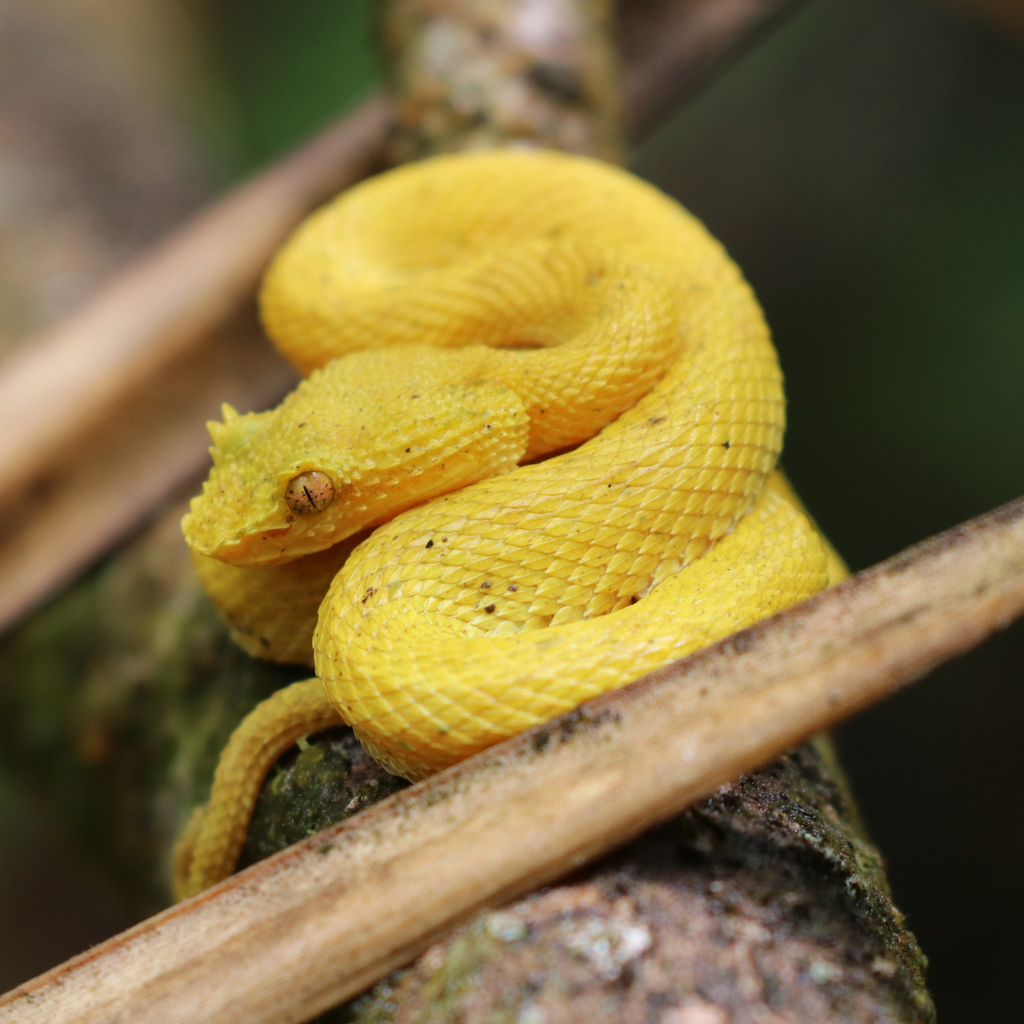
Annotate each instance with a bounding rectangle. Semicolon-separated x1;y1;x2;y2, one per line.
285;471;335;515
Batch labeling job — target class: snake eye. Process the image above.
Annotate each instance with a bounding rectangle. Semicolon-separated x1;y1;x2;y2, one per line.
285;471;335;515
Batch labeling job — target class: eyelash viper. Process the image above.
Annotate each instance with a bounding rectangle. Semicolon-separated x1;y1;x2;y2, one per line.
174;149;832;900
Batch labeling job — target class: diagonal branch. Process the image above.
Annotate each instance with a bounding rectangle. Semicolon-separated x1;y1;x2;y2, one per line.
3;494;1021;1024
620;0;800;134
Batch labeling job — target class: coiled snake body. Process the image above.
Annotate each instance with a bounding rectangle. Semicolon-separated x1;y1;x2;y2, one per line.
177;150;830;898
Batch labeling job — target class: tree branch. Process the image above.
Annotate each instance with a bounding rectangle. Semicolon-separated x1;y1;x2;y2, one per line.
3;494;1020;1024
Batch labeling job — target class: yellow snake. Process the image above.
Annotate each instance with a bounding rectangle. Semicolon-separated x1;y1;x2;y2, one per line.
175;150;832;900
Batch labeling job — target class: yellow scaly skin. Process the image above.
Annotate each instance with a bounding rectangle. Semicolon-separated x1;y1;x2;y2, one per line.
176;151;830;899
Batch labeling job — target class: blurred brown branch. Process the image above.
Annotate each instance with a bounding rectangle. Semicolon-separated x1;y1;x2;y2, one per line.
620;0;798;133
0;99;387;634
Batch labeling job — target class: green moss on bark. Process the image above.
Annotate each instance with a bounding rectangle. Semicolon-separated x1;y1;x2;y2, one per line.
0;503;307;913
238;728;408;870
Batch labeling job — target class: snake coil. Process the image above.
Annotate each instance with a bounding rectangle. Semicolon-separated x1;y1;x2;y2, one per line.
176;150;829;898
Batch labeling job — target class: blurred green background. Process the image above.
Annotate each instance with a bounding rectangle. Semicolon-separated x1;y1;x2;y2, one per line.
196;0;379;176
1;0;1021;1019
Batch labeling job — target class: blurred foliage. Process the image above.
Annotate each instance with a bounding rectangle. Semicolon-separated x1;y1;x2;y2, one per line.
198;0;380;177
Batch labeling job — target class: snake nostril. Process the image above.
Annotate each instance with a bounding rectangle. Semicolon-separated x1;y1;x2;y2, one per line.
285;471;335;515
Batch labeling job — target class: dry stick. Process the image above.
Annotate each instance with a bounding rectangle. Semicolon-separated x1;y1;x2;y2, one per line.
3;496;1022;1024
620;0;798;132
0;0;804;636
0;97;388;634
0;96;386;492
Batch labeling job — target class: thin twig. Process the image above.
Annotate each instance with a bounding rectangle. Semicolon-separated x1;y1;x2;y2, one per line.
2;495;1021;1024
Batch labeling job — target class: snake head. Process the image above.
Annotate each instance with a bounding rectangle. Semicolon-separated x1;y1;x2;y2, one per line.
182;350;528;568
181;388;365;567
182;402;354;567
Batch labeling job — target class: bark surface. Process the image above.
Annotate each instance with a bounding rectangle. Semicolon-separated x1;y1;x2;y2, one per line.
380;0;623;164
340;742;932;1023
